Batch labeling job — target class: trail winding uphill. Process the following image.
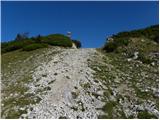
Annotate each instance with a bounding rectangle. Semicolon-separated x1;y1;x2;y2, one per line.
23;48;105;119
1;47;159;119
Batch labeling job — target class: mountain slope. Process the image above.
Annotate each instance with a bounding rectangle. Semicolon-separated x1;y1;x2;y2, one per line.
25;48;105;119
1;47;105;119
1;25;159;119
1;46;158;119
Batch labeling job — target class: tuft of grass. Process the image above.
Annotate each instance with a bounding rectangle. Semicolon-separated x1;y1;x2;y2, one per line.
103;38;129;52
137;110;158;119
71;92;79;99
100;101;117;118
22;43;48;51
1;47;61;118
138;52;153;64
70;106;78;111
77;100;85;112
81;82;91;90
5;108;27;119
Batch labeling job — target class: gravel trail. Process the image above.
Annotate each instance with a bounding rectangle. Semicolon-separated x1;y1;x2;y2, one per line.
25;48;104;119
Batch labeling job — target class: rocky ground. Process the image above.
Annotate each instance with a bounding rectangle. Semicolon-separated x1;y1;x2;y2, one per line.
1;46;159;119
89;49;159;119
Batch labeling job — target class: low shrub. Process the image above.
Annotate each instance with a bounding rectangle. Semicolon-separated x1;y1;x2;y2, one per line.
103;38;129;52
115;38;129;46
103;41;118;52
22;43;48;51
138;53;153;64
72;40;82;48
2;33;74;53
137;110;157;119
112;25;159;43
42;34;72;47
2;39;34;53
103;25;158;53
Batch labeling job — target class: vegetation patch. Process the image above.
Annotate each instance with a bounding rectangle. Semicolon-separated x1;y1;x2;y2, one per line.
42;34;72;47
89;34;158;119
100;101;117;118
70;106;78;111
22;43;48;51
138;52;153;64
81;82;91;90
71;92;79;99
103;25;158;54
1;47;61;118
104;37;129;52
2;33;81;53
112;25;158;43
72;40;82;48
137;110;158;119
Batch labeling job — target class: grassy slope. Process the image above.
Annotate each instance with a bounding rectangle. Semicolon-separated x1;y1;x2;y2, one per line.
2;34;73;54
90;26;159;119
1;47;61;118
89;36;159;118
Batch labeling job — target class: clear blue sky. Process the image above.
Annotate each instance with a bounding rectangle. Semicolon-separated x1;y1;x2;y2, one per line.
1;1;159;48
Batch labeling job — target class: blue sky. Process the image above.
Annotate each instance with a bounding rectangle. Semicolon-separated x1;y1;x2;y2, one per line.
1;1;159;48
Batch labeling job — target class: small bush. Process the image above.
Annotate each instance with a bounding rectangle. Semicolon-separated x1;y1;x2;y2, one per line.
138;53;153;64
137;110;157;119
115;38;129;46
42;34;72;47
103;25;158;53
72;40;82;48
103;37;129;52
103;41;118;52
2;33;74;53
22;43;48;51
112;25;159;42
2;39;34;53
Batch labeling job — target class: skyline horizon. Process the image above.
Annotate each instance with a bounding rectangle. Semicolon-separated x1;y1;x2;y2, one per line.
1;1;158;48
1;23;158;48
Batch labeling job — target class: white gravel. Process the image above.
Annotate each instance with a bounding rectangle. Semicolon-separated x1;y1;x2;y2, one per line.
25;48;104;119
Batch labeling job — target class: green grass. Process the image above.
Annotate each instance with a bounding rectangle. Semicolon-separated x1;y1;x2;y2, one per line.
89;25;158;119
43;34;72;47
102;101;117;118
22;43;48;51
80;82;91;90
2;33;73;53
5;108;28;119
89;47;158;119
112;25;158;43
1;47;61;118
103;37;129;52
137;110;158;119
